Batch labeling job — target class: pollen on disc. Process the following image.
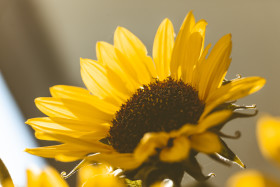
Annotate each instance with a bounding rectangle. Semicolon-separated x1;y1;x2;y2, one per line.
108;77;205;153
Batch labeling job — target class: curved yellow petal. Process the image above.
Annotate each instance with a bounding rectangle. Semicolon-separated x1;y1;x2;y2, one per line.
34;132;111;151
27;167;69;187
227;170;280;187
160;136;190;162
153;18;174;80
35;97;112;122
27;117;109;133
170;11;207;84
25;143;112;162
257;116;280;167
191;44;211;90
198;34;232;101
202;77;266;118
80;58;127;105
50;85;118;114
196;110;232;133
78;164;126;187
190;132;221;153
42;167;69;187
134;132;170;162
114;27;156;84
86;152;141;170
170;11;194;80
173;124;197;137
96;42;140;91
82;175;125;187
96;41;140;96
26;168;40;187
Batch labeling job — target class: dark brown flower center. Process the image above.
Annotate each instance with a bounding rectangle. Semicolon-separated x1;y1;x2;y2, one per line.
108;77;205;153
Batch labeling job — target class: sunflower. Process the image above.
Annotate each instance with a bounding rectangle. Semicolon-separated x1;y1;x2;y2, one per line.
26;12;265;186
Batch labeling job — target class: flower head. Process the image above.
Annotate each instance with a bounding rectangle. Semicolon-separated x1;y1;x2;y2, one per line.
26;11;265;185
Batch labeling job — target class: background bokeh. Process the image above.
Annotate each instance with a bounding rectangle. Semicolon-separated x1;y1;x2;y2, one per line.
0;0;279;186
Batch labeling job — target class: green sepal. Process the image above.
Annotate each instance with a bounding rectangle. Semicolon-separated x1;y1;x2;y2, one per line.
124;178;142;187
124;157;184;187
210;103;258;131
216;139;245;168
183;154;214;181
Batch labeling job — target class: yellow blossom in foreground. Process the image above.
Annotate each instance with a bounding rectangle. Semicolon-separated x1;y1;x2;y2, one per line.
227;170;280;187
257;116;280;166
1;164;125;187
78;164;125;187
26;167;68;187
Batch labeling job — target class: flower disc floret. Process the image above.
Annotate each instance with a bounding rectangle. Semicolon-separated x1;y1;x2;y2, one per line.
109;77;205;153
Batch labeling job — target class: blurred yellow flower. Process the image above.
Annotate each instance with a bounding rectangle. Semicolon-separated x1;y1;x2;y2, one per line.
26;11;265;185
1;164;125;187
227;116;280;187
257;116;280;166
227;170;280;187
78;164;125;187
26;167;68;187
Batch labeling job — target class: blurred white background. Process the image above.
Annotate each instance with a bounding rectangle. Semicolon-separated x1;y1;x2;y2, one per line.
0;0;279;186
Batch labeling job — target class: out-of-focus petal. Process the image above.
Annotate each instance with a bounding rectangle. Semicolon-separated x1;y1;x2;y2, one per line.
257;116;280;167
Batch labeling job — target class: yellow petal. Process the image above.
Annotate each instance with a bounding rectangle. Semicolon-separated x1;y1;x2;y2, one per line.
198;34;232;101
78;164;126;187
80;58;127;105
191;44;211;90
83;175;125;187
26;135;112;161
114;27;156;84
30;125;107;143
170;12;207;84
42;167;69;187
153;18;174;80
196;110;232;133
26;168;42;187
78;164;114;187
50;85;118;114
27;117;110;133
86;152;141;170
25;144;91;162
190;132;221;153
173;124;197;137
27;167;69;187
34;132;111;152
227;170;280;187
182;31;204;84
170;11;195;80
160;136;190;162
35;97;112;122
134;132;170;162
96;42;140;92
202;77;266;118
257;116;280;167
